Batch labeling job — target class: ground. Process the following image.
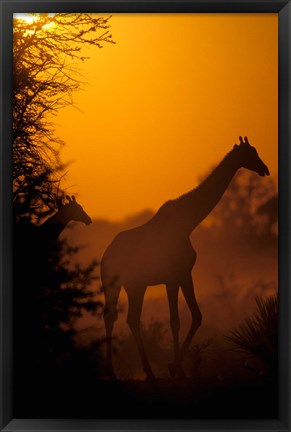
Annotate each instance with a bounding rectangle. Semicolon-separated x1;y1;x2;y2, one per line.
15;370;277;420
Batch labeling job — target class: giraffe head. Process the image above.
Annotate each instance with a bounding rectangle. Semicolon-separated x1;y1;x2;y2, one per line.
63;195;92;225
233;136;270;177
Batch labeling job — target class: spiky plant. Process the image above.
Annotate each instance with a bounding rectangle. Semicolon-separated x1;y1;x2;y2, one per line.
226;293;278;371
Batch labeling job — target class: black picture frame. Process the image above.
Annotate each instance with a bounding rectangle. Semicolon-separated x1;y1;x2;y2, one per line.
1;1;290;431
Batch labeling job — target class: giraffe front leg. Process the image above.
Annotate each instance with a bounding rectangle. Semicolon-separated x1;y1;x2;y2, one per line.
180;274;202;364
104;310;118;380
103;280;121;380
126;288;155;381
166;283;185;379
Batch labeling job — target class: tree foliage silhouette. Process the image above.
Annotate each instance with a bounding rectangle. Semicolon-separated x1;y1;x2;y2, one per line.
13;13;115;220
208;170;277;240
13;14;114;380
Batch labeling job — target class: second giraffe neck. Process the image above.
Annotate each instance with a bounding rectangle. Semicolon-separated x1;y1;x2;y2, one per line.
41;208;71;240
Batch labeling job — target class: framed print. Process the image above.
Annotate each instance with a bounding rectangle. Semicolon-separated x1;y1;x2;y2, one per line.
1;0;290;431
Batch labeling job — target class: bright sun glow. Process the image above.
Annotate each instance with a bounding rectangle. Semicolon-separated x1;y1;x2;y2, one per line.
14;13;55;29
14;13;39;23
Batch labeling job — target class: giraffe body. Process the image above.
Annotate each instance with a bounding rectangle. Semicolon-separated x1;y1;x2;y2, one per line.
101;137;270;380
102;205;197;289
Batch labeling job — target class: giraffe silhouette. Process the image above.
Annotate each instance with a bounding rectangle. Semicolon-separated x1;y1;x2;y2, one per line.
15;194;92;301
39;194;92;246
14;195;93;377
101;136;270;381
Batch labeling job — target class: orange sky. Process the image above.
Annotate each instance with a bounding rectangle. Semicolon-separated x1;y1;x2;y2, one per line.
54;13;278;221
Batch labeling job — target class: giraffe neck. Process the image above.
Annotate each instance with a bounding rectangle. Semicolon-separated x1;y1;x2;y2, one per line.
171;149;240;234
40;207;71;241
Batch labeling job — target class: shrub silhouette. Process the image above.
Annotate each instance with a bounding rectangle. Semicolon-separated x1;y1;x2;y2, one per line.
226;293;278;374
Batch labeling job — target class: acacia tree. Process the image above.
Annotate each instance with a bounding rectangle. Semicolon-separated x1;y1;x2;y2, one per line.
13;14;114;374
13;13;115;220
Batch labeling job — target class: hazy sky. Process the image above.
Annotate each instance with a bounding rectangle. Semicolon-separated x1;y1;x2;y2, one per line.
54;13;278;221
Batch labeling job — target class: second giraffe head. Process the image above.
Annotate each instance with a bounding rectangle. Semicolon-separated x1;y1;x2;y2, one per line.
62;195;92;226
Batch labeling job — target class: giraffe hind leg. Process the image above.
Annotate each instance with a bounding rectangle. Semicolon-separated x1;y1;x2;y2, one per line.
180;274;202;364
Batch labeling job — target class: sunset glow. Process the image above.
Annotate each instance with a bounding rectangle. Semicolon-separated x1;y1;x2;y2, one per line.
12;12;279;397
14;13;56;30
51;13;278;221
14;13;40;23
